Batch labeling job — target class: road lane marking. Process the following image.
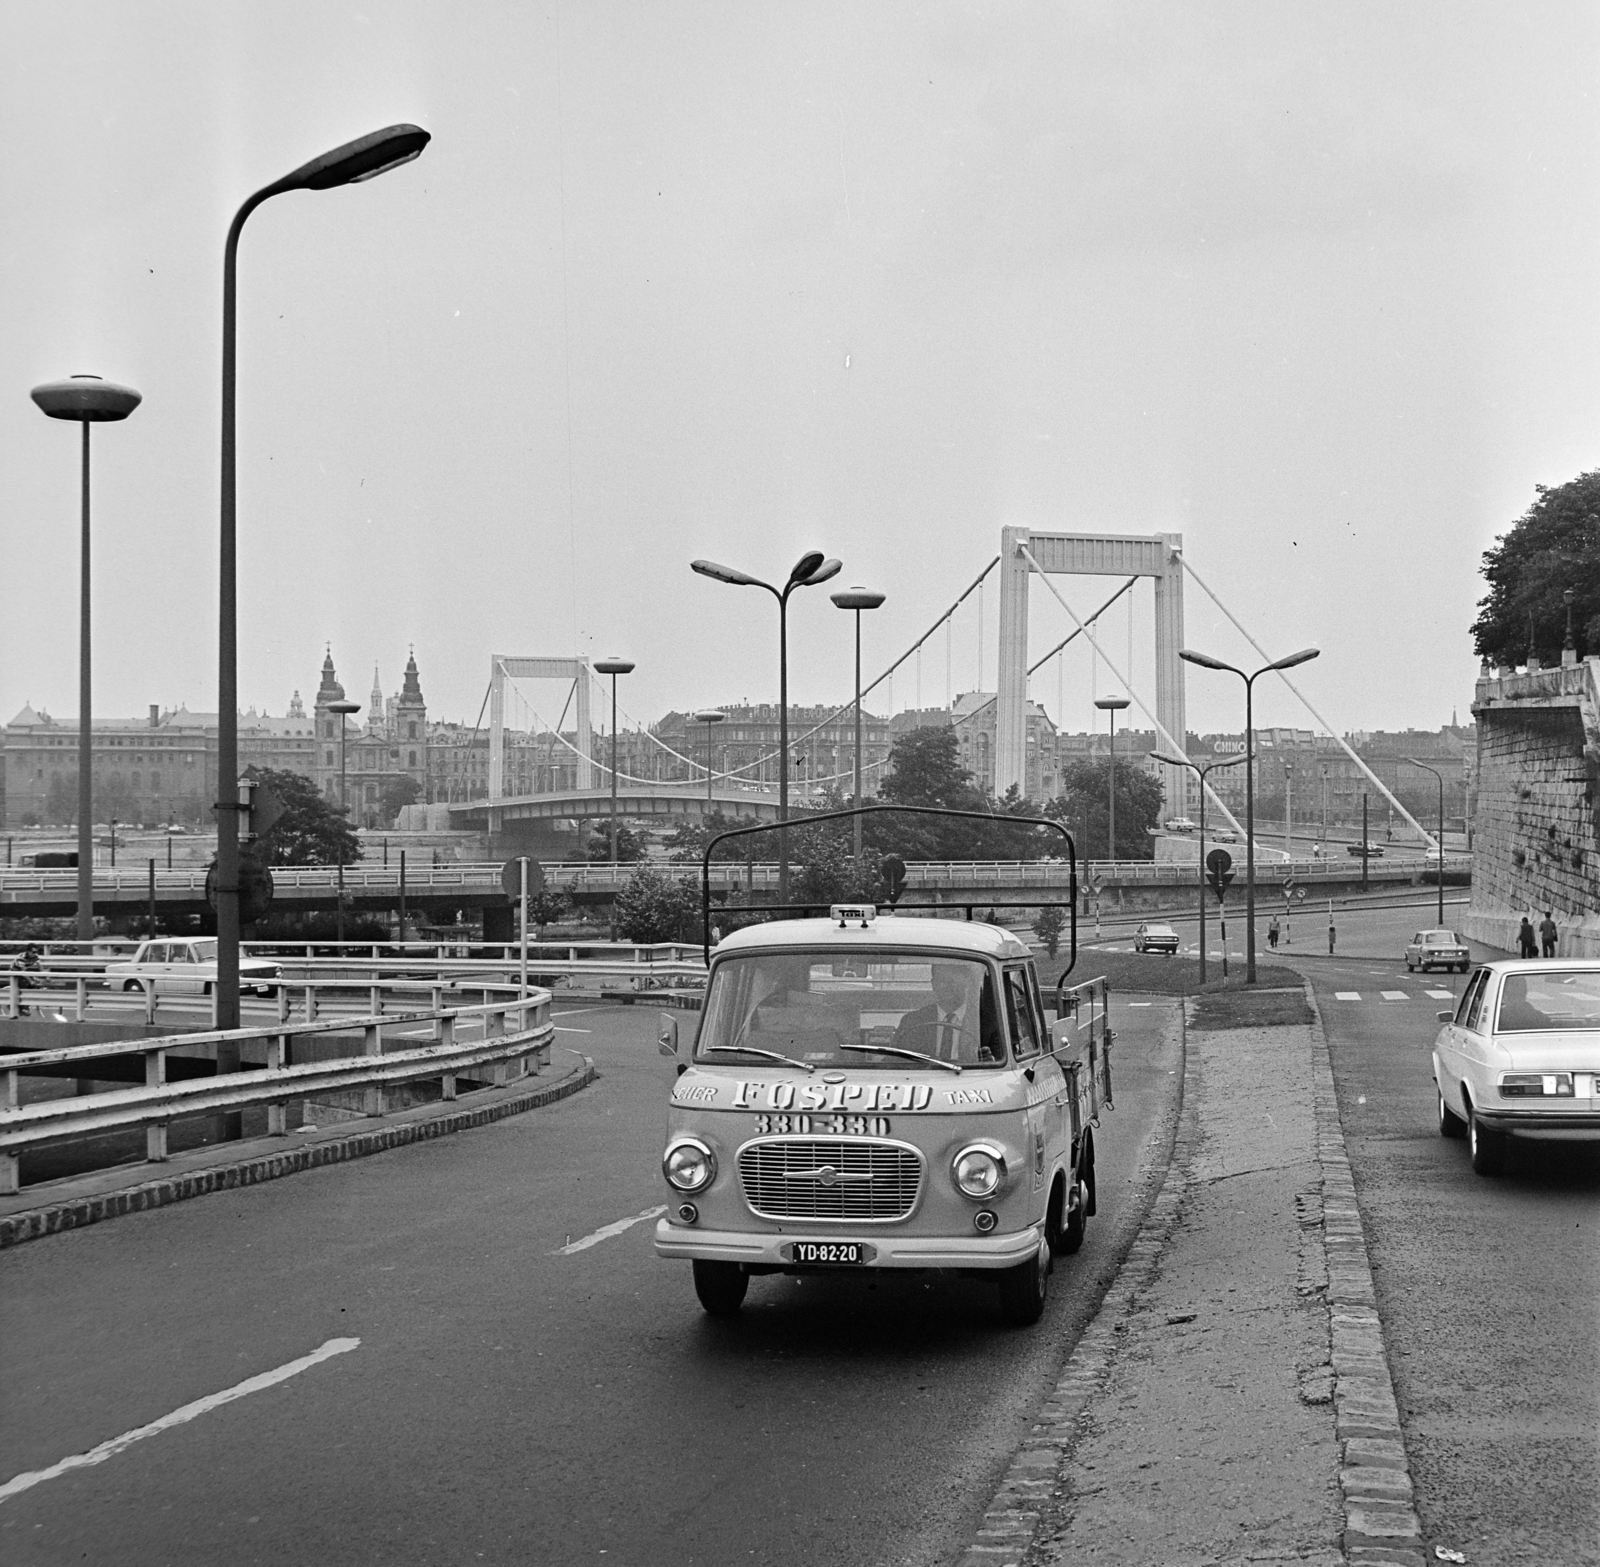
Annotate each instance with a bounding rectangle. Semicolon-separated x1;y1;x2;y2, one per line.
1425;989;1455;1000
0;1337;360;1505
1380;990;1410;1001
553;1026;591;1033
555;1205;668;1255
1126;1002;1152;1008
1334;992;1362;1001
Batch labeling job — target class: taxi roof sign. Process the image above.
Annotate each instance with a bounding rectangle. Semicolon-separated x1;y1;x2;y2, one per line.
831;904;877;927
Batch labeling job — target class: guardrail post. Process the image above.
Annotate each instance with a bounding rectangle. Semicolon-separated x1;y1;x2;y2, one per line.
362;1023;385;1117
7;973;17;1018
0;1065;16;1194
305;985;317;1023
439;1013;457;1099
370;984;381;1017
142;978;156;1025
484;1004;510;1085
266;1033;288;1135
75;976;87;1022
277;985;289;1025
431;986;444;1039
145;1049;168;1163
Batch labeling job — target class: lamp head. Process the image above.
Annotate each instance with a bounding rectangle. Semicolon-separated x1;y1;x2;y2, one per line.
1094;696;1131;711
31;374;142;423
831;585;886;611
691;558;763;588
327;700;361;716
787;550;826;585
1149;750;1190;769
595;658;635;676
1268;647;1320;672
280;124;431;191
1178;648;1231;672
693;709;726;725
802;557;843;587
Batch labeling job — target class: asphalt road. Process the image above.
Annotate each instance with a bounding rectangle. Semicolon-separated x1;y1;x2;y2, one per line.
1308;959;1600;1566
1;997;1181;1567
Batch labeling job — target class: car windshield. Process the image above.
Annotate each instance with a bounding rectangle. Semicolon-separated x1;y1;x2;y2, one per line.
696;950;1007;1069
1494;971;1600;1032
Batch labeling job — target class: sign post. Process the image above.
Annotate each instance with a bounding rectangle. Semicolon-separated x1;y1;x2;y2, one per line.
501;857;546;1001
1206;849;1235;979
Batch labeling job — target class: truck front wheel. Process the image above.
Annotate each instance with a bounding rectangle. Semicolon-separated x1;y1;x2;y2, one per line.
997;1240;1050;1326
692;1260;749;1317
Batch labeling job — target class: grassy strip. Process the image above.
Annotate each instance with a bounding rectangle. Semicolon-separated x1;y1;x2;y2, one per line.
1035;948;1313;1029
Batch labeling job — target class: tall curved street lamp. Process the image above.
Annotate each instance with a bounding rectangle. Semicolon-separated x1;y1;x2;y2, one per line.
215;124;430;1030
1179;645;1320;983
30;373;142;938
594;658;635;864
693;709;725;806
1150;749;1247;985
830;584;885;860
327;699;362;941
1402;757;1447;925
1094;695;1131;864
690;551;842;903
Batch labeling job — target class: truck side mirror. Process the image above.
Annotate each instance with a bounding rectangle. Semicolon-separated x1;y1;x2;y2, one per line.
1436;1010;1453;1024
658;1014;680;1057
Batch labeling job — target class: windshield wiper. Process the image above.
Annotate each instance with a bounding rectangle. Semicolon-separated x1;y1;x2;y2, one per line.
839;1042;961;1074
704;1045;815;1073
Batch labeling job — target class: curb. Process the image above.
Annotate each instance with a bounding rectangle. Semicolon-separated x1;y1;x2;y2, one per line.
0;1056;597;1250
956;1006;1195;1567
1302;982;1429;1567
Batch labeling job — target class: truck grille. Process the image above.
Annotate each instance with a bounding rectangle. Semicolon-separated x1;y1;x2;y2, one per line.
738;1139;922;1222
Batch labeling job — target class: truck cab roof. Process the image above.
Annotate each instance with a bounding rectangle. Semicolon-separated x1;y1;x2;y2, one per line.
715;911;1034;962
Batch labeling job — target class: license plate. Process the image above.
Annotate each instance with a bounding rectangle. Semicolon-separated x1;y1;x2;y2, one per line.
791;1240;864;1265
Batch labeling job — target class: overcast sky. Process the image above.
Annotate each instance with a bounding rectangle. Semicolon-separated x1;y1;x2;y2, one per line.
4;1;1596;747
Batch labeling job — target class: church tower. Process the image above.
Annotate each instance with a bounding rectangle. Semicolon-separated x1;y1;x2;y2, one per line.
393;648;429;794
368;667;386;737
313;648;347;801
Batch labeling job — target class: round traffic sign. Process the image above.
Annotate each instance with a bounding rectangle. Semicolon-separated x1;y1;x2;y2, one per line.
500;857;547;900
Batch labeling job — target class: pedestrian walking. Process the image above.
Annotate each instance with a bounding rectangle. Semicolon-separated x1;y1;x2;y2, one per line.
1539;910;1558;958
1268;916;1280;949
1517;914;1537;958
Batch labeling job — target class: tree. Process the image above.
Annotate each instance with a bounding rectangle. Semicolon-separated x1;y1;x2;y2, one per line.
248;767;362;867
380;774;422;825
1046;759;1164;861
1031;905;1066;958
614;866;700;943
665;812;750;864
584;822;646;862
1472;473;1600;667
525;887;569;934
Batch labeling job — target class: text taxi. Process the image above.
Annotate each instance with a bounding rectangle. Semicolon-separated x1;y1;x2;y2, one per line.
655;905;1112;1326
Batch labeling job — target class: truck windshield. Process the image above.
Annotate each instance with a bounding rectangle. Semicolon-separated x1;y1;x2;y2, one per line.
697;950;1006;1070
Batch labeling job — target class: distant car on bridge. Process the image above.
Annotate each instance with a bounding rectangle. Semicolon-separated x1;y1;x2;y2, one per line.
1347;842;1385;858
1162;817;1196;833
106;937;280;998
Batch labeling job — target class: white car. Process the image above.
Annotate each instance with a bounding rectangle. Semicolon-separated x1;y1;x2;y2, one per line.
106;937;281;998
1133;923;1180;954
1432;960;1600;1175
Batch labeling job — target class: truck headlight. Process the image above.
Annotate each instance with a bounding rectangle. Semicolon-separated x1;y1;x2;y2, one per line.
663;1138;716;1193
952;1144;1006;1199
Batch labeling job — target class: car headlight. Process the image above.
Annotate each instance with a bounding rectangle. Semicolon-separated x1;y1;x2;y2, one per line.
663;1138;716;1193
952;1144;1006;1199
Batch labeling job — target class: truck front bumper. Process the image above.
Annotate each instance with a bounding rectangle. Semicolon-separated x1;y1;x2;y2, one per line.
653;1219;1043;1271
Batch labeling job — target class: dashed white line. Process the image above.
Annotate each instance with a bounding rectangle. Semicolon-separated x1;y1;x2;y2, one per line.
0;1337;360;1505
1380;990;1410;1002
554;1205;668;1255
1334;992;1362;1001
1424;989;1455;1000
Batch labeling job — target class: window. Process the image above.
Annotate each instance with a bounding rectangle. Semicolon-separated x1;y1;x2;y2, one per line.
1003;966;1042;1058
409;751;417;767
1460;972;1489;1031
408;722;418;739
151;771;160;791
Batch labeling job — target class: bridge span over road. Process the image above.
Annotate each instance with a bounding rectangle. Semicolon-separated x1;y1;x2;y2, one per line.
449;784;783;832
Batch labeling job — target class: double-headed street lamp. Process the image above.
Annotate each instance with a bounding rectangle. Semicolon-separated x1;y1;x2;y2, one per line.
830;584;885;860
1151;749;1247;985
327;699;361;941
1402;757;1447;925
30;373;143;939
690;551;842;903
594;658;635;864
1093;695;1131;864
1179;646;1319;982
215;124;429;1030
693;709;725;805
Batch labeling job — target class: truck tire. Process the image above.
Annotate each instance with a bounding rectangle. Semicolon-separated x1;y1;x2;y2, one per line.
692;1260;749;1317
996;1240;1050;1326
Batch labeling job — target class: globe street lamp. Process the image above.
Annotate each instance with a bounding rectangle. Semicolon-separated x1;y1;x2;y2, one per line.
594;658;635;864
1093;696;1131;865
215;124;430;1030
327;699;361;942
1402;757;1447;925
1151;749;1247;985
693;709;725;806
30;373;142;939
830;584;886;860
690;551;842;903
1179;646;1320;982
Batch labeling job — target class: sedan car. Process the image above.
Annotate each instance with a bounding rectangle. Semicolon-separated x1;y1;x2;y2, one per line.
1432;961;1600;1175
105;937;281;998
1405;929;1470;973
1133;923;1181;954
1347;841;1385;858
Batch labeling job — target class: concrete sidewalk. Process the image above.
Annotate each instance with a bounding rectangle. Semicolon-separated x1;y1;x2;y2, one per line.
962;992;1425;1567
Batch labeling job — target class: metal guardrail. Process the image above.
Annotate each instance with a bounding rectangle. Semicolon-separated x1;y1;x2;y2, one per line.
0;989;555;1194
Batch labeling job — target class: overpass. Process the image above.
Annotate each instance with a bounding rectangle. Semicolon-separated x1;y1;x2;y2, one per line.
447;784;783;830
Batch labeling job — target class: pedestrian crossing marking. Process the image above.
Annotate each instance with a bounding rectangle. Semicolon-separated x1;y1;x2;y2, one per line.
1424;989;1455;1000
1380;990;1410;1001
1334;992;1362;1001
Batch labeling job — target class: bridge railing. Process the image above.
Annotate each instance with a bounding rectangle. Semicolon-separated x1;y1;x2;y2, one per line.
0;989;555;1195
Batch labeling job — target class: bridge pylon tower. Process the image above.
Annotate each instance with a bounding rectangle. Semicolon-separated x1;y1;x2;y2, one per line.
488;656;594;829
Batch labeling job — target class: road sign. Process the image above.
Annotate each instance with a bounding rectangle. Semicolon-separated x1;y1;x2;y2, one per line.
1205;848;1235;902
501;857;546;900
1293;887;1308;901
881;855;907;906
205;849;274;923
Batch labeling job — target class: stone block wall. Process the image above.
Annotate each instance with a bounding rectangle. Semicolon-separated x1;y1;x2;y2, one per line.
1466;658;1600;957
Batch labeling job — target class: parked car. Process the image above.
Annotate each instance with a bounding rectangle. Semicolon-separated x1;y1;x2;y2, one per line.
105;937;280;998
1346;842;1385;858
1133;922;1180;955
1405;930;1470;973
1433;961;1600;1174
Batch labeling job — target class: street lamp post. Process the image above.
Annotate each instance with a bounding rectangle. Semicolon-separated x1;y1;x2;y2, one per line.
1094;696;1130;865
328;700;361;942
1151;750;1246;986
1179;646;1320;983
831;585;886;861
215;124;429;1031
594;659;635;864
690;551;842;904
1403;757;1447;925
30;374;142;939
692;709;725;806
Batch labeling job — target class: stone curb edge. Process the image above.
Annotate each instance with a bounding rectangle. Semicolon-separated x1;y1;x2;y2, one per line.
955;1005;1197;1567
1302;981;1430;1567
0;1057;598;1250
